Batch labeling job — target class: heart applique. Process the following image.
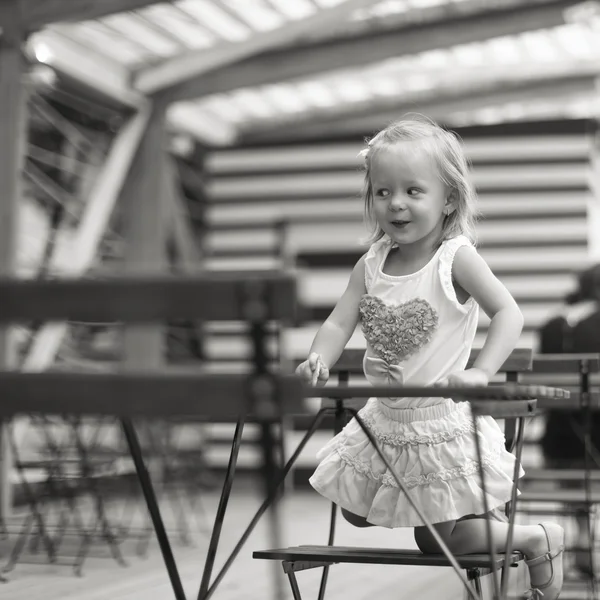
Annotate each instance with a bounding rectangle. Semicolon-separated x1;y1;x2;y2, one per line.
359;295;438;364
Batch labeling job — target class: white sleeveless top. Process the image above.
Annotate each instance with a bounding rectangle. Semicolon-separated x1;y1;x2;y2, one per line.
360;235;479;408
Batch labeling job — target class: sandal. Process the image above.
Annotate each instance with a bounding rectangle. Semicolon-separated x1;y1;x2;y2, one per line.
524;522;565;600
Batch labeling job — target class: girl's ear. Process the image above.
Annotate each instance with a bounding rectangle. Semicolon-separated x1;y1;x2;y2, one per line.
444;190;458;215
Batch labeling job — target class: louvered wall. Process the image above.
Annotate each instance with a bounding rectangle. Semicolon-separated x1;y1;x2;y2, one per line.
200;118;596;475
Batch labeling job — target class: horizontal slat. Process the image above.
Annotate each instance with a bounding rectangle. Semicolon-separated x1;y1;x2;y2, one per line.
299;272;575;305
0;372;305;419
203;329;541;362
205;193;591;226
331;347;532;374
205;136;591;175
518;372;600;387
304;306;553;327
284;306;562;340
0;273;297;322
463;136;591;162
207;165;589;200
205;245;591;274
298;246;591;272
311;384;552;402
204;422;261;442
518;489;600;503
536;392;600;410
522;469;600;482
204;218;588;253
532;354;600;373
253;545;524;568
316;396;539;418
203;428;331;468
204;256;286;271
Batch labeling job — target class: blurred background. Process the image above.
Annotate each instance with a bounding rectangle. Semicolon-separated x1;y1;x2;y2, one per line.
1;0;600;598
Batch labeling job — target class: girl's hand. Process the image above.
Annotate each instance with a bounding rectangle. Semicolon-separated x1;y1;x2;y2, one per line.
434;368;489;388
295;353;330;386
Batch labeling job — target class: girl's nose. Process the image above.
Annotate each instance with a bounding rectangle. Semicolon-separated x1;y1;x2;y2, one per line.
389;194;406;211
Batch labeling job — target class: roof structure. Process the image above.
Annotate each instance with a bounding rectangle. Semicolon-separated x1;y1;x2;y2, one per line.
5;0;597;146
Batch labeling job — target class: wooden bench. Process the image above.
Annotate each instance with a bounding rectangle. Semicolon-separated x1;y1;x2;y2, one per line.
254;347;569;600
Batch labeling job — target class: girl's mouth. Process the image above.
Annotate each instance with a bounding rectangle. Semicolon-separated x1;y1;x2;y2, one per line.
391;220;410;228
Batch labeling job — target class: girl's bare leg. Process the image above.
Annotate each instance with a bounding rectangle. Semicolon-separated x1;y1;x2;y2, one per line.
415;518;564;599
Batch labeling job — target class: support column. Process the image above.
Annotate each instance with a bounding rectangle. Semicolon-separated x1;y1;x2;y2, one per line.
122;100;169;368
121;101;169;483
0;0;28;520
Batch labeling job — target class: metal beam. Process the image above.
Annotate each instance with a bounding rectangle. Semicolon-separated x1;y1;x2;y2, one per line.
155;0;583;103
134;0;377;96
29;31;233;145
19;0;166;31
31;29;143;108
239;72;600;143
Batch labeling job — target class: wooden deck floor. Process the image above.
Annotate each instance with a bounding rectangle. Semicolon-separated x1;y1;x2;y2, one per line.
4;475;597;599
0;480;476;600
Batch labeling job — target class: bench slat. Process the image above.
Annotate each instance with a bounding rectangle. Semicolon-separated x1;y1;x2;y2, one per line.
0;372;304;420
0;272;297;322
253;545;524;569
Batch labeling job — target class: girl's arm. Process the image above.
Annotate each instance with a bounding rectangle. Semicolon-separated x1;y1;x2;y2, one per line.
298;254;367;383
452;245;524;381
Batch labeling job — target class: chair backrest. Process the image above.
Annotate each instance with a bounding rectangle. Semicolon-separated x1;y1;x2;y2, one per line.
0;272;303;421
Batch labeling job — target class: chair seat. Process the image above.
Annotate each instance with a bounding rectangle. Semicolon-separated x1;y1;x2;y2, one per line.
253;545;524;569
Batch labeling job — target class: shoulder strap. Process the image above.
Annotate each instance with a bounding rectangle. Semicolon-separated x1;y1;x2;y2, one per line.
364;239;390;291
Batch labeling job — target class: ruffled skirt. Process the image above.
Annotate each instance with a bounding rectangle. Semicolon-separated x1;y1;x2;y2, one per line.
309;397;524;527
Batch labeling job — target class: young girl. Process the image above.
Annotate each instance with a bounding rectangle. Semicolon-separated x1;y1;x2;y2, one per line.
296;115;564;599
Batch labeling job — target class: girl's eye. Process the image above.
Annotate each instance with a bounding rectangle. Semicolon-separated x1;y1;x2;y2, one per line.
375;189;389;197
407;187;422;196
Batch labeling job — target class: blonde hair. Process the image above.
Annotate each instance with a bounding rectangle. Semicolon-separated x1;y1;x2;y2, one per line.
360;113;479;246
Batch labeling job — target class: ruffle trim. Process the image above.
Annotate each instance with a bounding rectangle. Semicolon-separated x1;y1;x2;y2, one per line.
333;440;507;489
438;235;476;314
360;410;475;447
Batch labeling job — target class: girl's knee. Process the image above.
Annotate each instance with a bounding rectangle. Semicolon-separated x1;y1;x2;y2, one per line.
341;508;374;528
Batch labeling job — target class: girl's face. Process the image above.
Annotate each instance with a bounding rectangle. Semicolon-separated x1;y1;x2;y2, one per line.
370;141;452;249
